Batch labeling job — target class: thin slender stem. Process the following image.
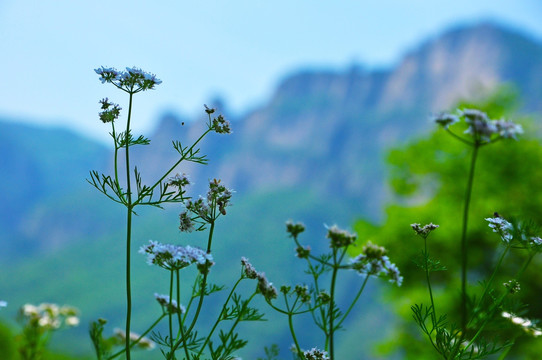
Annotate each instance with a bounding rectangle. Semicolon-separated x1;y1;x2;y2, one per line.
328;249;339;360
176;269;191;360
335;274;369;329
288;312;303;358
169;270;175;355
424;238;437;326
169;220;215;358
197;277;244;357
460;143;479;335
124;90;135;360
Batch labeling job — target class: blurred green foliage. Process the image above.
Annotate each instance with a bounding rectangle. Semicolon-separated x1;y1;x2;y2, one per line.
354;88;542;359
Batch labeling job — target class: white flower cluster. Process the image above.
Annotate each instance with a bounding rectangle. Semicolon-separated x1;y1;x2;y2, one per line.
502;311;542;337
303;347;330;360
19;303;79;330
154;293;186;314
434;108;523;142
485;216;513;243
486;215;542;249
350;242;403;286
95;66;162;92
139;240;214;273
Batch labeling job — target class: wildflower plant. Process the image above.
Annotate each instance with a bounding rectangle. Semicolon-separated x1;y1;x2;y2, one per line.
261;221;402;360
410;109;540;359
89;67;266;360
16;303;79;360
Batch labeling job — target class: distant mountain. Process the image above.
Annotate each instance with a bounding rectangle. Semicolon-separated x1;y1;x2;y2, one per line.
148;21;542;218
2;21;542;359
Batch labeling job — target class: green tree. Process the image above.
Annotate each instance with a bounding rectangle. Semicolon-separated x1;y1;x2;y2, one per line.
354;89;542;359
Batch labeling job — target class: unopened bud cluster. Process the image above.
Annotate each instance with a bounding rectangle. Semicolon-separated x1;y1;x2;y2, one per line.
326;225;356;248
98;98;122;123
286;221;305;238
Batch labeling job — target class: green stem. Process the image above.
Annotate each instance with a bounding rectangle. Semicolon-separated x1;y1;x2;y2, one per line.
424;238;437;326
124;90;135;360
328;249;339;360
197;277;244;357
169;220;215;358
176;269;191;360
288;312;303;358
460;143;479;335
335;274;369;329
169;270;175;355
133;128;213;206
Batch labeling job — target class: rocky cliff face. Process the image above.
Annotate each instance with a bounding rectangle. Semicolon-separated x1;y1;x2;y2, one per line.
132;22;542;216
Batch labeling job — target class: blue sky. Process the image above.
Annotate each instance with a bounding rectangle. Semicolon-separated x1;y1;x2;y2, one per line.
1;1;542;142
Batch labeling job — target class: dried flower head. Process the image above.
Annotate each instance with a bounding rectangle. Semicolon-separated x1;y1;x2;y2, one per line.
256;272;278;301
240;257;259;279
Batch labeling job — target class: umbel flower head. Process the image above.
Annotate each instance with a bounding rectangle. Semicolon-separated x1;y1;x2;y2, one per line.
434;108;523;143
350;242;403;286
303;347;330;360
95;66;162;93
139;240;214;273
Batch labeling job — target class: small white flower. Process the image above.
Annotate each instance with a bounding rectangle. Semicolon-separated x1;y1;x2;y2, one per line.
0;301;7;308
486;216;513;243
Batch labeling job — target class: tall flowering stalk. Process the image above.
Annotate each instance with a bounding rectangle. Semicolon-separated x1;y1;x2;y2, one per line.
409;109;542;359
89;67;231;359
262;222;402;360
433;109;523;334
